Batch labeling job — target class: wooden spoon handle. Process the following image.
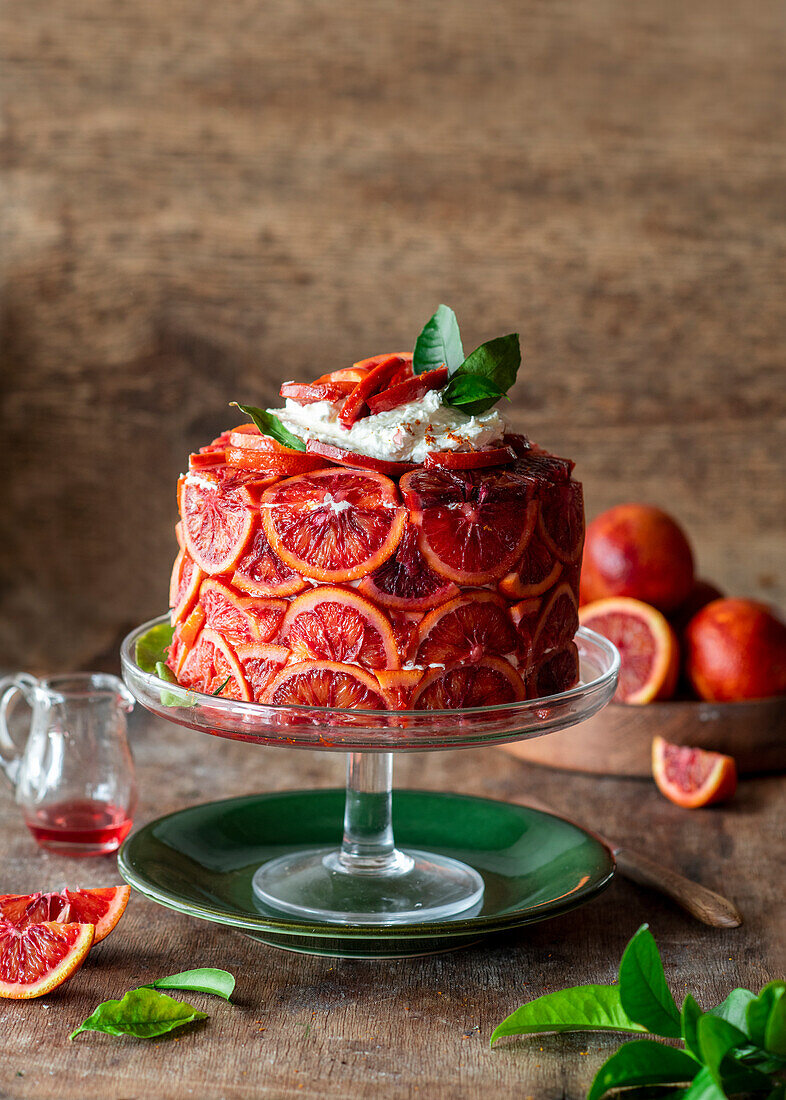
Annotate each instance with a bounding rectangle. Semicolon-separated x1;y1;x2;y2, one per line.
613;846;743;928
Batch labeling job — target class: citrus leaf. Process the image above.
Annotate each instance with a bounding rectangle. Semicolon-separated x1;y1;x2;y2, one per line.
697;1014;748;1090
145;968;235;1002
490;984;646;1045
413;305;464;376
442;333;520;416
135;622;174;673
747;982;786;1057
440;375;509;415
618;924;681;1038
230;403;306;451
710;987;756;1034
679;1066;729;1100
682;994;704;1060
587;1039;698;1100
154;661;194;708
70;988;207;1040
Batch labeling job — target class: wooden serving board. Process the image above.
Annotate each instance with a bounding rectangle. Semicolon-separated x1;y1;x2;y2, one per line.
501;696;786;777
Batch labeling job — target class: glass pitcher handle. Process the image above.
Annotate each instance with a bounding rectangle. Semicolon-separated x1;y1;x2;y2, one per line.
0;673;39;787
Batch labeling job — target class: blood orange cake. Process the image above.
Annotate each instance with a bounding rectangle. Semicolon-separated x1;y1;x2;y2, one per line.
166;307;584;710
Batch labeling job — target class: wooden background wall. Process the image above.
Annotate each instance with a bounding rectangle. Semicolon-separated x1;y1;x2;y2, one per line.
1;0;784;670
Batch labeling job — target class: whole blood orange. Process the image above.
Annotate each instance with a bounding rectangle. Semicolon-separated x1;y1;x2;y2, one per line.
652;736;737;808
0;921;94;999
684;598;786;702
0;886;130;943
579;597;679;703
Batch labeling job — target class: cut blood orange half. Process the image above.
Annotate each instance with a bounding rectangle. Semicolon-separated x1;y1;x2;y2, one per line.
499;527;563;599
400;469;537;585
181;471;255;575
357;521;459;612
234;643;290;702
0;921;94;999
0;886;130;944
538;481;585;563
411;658;526;710
282;587;400;669
416;592;516;666
169;548;204;625
527;642;580;699
579;597;679;704
531;582;579;664
199;578;286;646
261;468;407;582
261;661;391;710
652;736;737;808
231;521;308;598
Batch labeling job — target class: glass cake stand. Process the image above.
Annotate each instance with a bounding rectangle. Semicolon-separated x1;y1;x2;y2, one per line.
120;617;619;929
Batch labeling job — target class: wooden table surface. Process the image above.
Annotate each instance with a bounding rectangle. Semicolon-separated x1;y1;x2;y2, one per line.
2;708;783;1100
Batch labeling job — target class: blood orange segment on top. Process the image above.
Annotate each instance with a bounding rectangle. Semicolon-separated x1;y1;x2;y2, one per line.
411;657;526;710
305;440;416;478
169;548;204;626
0;886;130;944
234;643;290;702
225;446;325;476
366;366;448;415
199;578;286;646
339;354;408;426
423;445;517;470
261;661;392;710
261;468;407;582
0;921;95;1000
181;470;255;575
401;468;538;585
357;521;459;611
579;597;679;704
282;587;400;670
416;591;517;667
231;520;308;598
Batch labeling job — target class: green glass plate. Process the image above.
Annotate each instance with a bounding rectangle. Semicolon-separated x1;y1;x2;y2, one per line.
119;789;615;958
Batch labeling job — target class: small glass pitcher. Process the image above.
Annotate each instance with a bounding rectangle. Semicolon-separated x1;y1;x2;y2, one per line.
0;673;138;857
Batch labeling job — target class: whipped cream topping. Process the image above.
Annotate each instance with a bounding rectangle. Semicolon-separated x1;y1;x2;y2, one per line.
269;388;508;463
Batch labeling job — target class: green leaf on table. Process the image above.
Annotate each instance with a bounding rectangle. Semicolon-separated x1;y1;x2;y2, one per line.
70;987;207;1040
682;994;704;1060
145;968;235;1001
230;403;306;451
618;924;682;1038
490;984;646;1045
679;1065;730;1100
697;1014;749;1089
710;987;756;1033
135;622;174;673
588;1039;698;1100
441;333;520;416
413;304;465;376
747;981;786;1057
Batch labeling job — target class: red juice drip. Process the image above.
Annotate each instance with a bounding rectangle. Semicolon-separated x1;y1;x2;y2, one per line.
25;798;133;856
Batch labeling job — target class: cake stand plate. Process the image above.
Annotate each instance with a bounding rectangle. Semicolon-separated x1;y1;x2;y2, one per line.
118;789;615;958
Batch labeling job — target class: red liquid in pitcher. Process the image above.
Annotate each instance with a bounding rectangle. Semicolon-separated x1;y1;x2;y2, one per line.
25;798;133;856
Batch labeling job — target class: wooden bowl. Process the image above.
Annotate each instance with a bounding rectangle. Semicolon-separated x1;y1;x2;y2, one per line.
500;695;786;777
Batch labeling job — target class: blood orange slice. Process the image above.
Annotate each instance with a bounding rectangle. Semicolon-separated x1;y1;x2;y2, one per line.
305;440;416;478
531;582;579;663
538;481;585;563
411;658;526;710
169;548;204;626
0;921;94;999
652;736;737;808
179;629;251;700
423;445;517;470
282;587;400;669
199;579;286;646
400;469;537;585
499;527;562;599
366;366;448;414
261;468;407;582
579;597;679;704
261;661;391;709
390;613;420;664
527;642;580;699
416;592;516;666
280;381;356;404
231;521;308;598
181;471;255;575
0;886;130;944
226;446;325;476
234;643;290;701
357;521;459;612
374;669;423;709
339;354;407;425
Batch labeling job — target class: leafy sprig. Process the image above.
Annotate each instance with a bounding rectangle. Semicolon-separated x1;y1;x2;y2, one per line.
491;926;786;1100
230;402;306;451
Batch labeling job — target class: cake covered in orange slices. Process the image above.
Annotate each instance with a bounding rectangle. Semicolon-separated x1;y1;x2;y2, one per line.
166;307;584;710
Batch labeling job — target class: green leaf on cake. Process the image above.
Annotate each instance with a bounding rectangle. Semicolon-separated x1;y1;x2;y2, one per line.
441;332;521;416
413;304;465;376
230;403;306;451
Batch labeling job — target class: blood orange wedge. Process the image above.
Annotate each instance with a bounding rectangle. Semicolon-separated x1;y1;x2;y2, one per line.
181;471;255;575
261;661;391;710
400;469;537;585
199;579;286;646
170;605;206;676
411;658;526;710
499;527;562;599
390;613;420;664
0;921;94;999
339;354;407;426
357;521;459;612
282;587;400;669
261;468;407;582
538;481;585;563
531;582;579;663
232;521;308;598
0;886;130;943
579;597;679;704
416;592;516;666
279;381;356;404
234;643;289;702
366;366;448;414
527;642;580;699
652;736;737;808
169;548;204;625
374;669;423;709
